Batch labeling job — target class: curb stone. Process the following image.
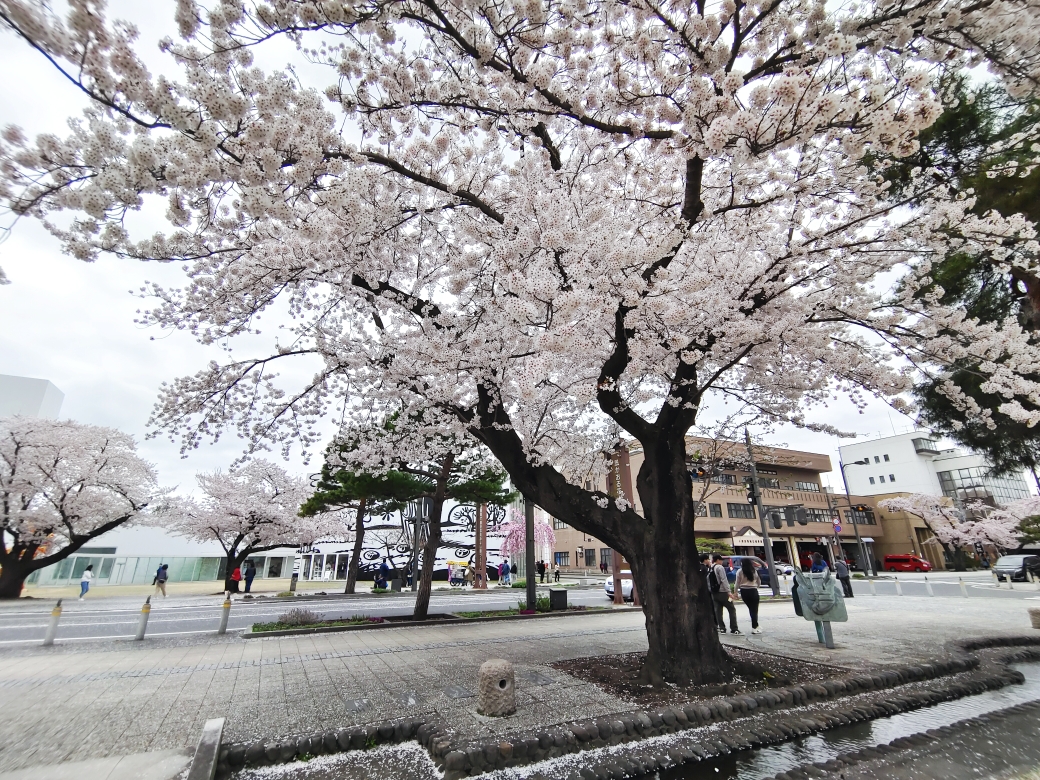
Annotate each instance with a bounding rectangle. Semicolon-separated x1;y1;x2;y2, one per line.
215;636;1040;779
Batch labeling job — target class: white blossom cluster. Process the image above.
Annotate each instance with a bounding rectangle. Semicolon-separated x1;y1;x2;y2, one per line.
0;415;159;551
878;493;1035;550
163;459;335;551
0;0;1037;524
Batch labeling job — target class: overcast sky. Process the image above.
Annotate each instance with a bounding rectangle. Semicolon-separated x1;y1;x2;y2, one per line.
3;0;1019;498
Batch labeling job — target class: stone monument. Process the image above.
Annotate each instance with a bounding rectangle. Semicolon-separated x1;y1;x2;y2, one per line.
477;659;516;716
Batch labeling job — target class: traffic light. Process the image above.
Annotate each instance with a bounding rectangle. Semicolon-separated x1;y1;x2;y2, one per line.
783;505;809;525
692;466;709;480
744;476;758;505
852;504;870;512
768;510;782;529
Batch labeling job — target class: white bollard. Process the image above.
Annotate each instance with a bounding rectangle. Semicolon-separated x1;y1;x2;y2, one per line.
135;596;151;641
782;574;788;596
42;599;63;647
217;592;232;635
960;577;969;598
869;577;877;596
925;576;934;597
992;569;1000;589
895;576;903;596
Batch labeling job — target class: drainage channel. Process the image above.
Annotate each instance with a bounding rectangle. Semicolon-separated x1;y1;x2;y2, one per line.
661;662;1040;780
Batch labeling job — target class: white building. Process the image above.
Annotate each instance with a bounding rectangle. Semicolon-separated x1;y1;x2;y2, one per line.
838;431;1032;507
0;374;64;418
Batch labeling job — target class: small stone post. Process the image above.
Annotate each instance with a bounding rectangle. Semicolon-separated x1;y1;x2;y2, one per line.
135;596;151;641
894;576;902;596
960;577;969;598
477;659;516;717
924;575;934;596
42;599;63;647
217;592;232;635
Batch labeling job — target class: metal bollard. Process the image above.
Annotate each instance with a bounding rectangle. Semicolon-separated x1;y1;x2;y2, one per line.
1008;576;1014;590
782;574;788;596
925;575;934;597
869;577;877;596
42;599;63;647
960;577;969;598
894;576;902;596
217;592;232;635
992;569;1000;589
135;596;151;641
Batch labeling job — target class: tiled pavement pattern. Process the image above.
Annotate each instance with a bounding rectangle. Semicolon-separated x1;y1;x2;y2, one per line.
0;595;1035;773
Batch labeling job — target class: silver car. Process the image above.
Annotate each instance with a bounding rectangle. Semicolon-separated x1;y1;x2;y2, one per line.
604;569;634;600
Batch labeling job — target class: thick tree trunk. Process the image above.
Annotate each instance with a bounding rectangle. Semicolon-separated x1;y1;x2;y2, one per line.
0;556;32;599
412;496;443;620
223;550;248;593
630;437;732;685
345;497;368;594
414;456;452;620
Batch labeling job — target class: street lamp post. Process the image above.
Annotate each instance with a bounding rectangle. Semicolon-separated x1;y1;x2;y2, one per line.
839;459;874;577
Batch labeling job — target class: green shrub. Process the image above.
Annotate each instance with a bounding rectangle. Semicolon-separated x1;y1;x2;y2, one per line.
517;596;551;612
510;579;527;589
278;608;323;626
276;591;295;597
371;587;389;594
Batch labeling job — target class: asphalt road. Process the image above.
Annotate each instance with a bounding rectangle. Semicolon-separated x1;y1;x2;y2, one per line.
2;571;1035;646
0;586;616;645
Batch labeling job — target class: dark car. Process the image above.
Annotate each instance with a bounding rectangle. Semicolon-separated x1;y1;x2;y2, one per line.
994;555;1040;582
721;556;772;588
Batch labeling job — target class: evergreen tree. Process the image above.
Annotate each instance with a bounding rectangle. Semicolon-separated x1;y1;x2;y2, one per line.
885;78;1040;483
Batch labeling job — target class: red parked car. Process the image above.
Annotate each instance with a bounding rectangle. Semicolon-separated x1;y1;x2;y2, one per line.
883;554;932;572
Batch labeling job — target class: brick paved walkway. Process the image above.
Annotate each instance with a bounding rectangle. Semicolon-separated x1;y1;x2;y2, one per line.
0;595;1035;774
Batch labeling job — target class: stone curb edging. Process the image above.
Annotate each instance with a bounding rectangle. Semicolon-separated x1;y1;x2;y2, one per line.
244;607;639;638
187;718;226;780
763;688;1040;780
215;636;1040;779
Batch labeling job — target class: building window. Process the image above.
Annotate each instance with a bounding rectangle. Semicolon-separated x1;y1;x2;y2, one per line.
879;475;886;483
709;503;723;517
844;509;876;525
554;552;569;566
936;466;1031;505
869;476;875;484
756;468;778;475
794;481;821;492
552;517;568;530
727;503;756;519
883;454;890;462
889;474;895;482
712;473;737;485
693;502;707;517
600;548;613;566
758;477;780;489
584;548;596;566
806;507;839;523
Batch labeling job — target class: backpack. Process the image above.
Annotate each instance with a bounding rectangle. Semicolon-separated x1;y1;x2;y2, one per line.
707;566;722;593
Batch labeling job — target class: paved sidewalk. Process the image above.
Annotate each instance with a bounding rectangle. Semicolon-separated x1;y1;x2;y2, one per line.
0;595;1035;774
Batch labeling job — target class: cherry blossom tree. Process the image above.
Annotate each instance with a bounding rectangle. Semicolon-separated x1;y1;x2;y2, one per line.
2;0;1040;682
0;416;159;599
166;459;325;592
498;510;556;561
878;493;1024;567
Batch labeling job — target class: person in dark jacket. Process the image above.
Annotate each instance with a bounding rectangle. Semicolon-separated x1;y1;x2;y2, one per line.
244;561;257;593
810;552;829;572
154;563;169;597
834;558;853;597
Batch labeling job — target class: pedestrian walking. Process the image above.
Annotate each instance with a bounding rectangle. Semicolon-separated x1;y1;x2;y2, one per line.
835;558;853;597
710;555;740;634
464;565;475;587
735;558;762;634
79;564;93;600
154;563;169;597
405;561;413;588
230;566;242;592
810;552;828;573
510;562;518;583
699;553;717;629
244;560;257;593
553;563;560;582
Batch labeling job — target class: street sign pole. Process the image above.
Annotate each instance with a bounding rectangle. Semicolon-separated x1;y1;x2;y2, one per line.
745;428;780;596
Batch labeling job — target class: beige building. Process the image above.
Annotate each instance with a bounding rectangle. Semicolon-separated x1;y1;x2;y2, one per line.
870;491;946;570
550;437;886;574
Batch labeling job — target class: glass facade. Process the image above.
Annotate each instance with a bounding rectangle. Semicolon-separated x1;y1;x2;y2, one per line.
27;554;294;586
936;467;1031;505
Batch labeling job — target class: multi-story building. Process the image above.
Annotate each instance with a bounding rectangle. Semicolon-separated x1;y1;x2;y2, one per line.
551;437;885;574
837;432;1032;507
0;373;64;418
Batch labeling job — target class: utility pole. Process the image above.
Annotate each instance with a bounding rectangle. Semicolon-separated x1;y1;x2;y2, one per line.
525;497;537;610
745;428;780;596
475;503;488;589
840;461;874;577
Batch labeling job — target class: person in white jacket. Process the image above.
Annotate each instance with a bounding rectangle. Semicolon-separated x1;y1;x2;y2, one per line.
79;565;94;600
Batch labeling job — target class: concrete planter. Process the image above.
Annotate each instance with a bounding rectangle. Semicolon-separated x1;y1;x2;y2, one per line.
1028;607;1040;629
